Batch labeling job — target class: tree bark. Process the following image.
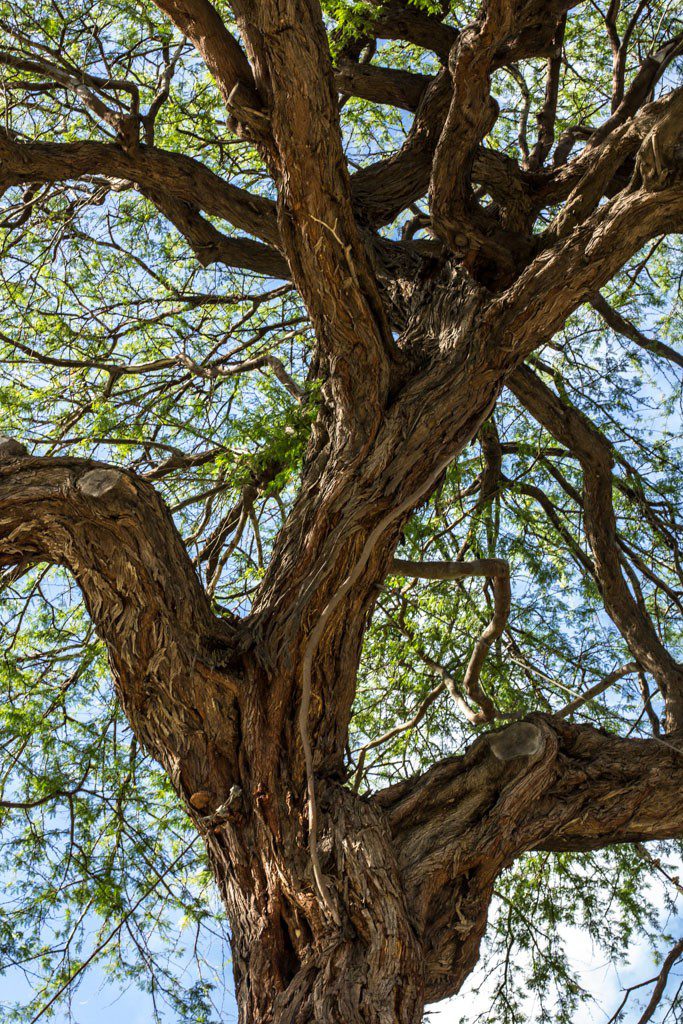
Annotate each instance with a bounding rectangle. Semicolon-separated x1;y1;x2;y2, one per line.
2;5;683;1014
204;774;424;1024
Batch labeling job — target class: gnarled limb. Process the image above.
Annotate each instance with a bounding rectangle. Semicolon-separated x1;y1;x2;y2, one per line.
375;715;683;1002
488;109;683;358
350;3;576;236
430;1;517;275
350;72;534;234
0;453;240;796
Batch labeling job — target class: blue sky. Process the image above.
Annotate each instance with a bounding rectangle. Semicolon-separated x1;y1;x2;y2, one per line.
2;938;239;1023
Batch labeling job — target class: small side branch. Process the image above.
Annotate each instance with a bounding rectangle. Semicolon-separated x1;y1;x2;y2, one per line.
352;680;447;792
554;662;639;719
608;937;683;1024
389;557;510;722
591;292;683;370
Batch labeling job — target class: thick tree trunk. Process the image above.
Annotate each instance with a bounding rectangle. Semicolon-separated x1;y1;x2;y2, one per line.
188;692;683;1024
198;749;423;1024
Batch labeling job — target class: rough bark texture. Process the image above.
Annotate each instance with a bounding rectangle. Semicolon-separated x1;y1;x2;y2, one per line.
2;1;683;1021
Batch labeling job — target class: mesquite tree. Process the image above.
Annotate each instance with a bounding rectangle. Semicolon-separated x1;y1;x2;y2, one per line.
0;0;682;1021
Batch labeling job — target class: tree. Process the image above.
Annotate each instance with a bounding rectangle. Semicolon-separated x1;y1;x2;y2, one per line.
0;0;682;1021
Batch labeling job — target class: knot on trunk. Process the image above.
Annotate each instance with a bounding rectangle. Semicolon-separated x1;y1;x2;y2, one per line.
77;467;137;499
0;435;28;461
487;721;545;761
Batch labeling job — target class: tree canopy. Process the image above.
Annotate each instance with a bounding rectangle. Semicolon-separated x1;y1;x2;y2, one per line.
0;0;682;1021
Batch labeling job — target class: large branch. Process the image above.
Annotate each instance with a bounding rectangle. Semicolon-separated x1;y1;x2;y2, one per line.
374;715;683;1002
150;0;267;137
230;0;398;425
0;448;240;801
508;365;683;730
430;1;517;274
334;62;430;112
486;90;683;358
538;35;683;210
346;0;459;62
0;134;280;247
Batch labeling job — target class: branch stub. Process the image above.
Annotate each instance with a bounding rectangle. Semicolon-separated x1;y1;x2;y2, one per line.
77;468;136;499
0;435;28;461
488;721;544;761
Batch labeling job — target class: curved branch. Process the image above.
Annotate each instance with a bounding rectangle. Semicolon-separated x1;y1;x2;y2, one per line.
430;2;516;271
389;558;510;722
508;365;683;730
352;679;447;792
0;135;280;246
527;15;565;170
0;451;240;797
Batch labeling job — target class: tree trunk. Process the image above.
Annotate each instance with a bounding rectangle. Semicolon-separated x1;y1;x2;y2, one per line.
198;747;423;1024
